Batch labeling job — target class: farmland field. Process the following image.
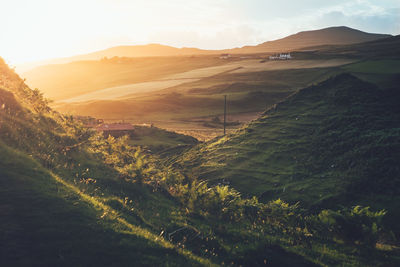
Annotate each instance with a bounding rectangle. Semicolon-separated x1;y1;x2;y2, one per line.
63;78;200;102
53;57;356;139
342;59;400;74
230;58;355;73
27;55;383;141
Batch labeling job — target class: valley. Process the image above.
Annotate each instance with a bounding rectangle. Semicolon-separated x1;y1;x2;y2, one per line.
25;57;357;140
22;27;392;140
1;24;400;266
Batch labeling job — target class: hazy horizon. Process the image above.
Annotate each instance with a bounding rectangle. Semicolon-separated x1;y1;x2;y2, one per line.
2;0;399;64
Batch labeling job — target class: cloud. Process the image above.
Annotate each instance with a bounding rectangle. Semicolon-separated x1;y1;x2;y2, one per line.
244;0;400;41
315;6;400;35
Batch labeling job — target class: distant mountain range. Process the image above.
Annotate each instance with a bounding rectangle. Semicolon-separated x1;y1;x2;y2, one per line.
45;44;215;63
17;26;391;72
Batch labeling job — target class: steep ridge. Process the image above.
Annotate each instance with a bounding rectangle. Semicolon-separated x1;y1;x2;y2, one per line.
173;74;400;214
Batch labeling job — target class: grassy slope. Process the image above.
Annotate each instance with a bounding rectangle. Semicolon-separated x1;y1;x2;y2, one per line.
171;74;400;224
343;60;400;92
1;57;329;267
343;60;400;74
312;35;400;59
2;57;400;265
0;143;206;267
0;58;214;266
129;125;199;154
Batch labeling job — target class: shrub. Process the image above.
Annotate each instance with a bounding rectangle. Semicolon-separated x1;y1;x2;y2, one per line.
313;206;386;247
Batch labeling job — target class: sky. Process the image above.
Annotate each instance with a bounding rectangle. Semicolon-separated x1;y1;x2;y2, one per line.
1;0;399;64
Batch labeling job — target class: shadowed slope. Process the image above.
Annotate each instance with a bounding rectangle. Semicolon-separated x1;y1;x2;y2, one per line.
0;143;202;267
173;74;400;211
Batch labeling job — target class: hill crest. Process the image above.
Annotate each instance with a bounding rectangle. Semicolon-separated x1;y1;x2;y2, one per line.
231;26;391;53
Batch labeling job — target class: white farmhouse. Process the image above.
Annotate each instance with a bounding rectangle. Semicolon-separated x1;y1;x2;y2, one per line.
269;53;292;60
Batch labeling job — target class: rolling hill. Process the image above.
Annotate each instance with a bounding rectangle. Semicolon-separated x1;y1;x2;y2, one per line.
310;34;400;59
232;26;391;53
170;73;400;228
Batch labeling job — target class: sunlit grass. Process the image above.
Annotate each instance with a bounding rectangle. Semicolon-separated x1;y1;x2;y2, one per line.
49;172;215;266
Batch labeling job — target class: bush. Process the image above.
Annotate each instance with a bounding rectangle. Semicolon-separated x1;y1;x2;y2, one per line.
313;206;386;247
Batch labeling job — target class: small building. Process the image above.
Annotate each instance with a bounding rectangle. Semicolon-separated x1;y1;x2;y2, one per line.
219;53;231;59
269;53;292;60
74;115;103;127
95;123;135;138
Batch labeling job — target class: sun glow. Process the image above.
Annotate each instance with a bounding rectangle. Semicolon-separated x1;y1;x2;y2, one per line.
1;0;398;65
1;0;160;64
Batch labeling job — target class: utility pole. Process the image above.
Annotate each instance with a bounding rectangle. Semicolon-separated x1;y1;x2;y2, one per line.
223;95;227;136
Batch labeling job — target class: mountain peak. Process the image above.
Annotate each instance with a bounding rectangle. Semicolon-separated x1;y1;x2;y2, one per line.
255;26;391;52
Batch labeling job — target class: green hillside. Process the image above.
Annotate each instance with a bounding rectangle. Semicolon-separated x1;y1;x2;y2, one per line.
1;56;329;267
172;73;400;226
1;55;400;266
0;58;213;266
306;35;400;60
128;125;199;154
0;143;205;266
